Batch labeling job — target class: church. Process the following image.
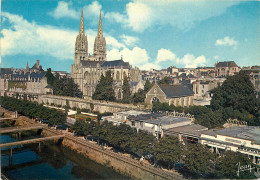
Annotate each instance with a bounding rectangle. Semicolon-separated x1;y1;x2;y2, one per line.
71;10;141;99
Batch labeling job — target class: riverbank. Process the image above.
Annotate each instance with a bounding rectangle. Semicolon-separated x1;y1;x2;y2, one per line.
0;107;184;179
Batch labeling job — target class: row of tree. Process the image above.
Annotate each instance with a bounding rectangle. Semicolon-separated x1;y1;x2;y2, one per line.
72;120;255;179
46;68;82;98
0;96;66;125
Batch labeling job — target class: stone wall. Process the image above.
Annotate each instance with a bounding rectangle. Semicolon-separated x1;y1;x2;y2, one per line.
38;95;149;113
62;135;183;180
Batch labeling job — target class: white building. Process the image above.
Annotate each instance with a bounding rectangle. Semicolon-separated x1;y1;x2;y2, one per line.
200;126;260;165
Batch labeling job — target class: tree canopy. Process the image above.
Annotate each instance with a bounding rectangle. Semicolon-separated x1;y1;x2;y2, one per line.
158;76;173;84
211;71;258;115
0;96;65;125
210;70;259;126
183;143;215;178
46;69;82;98
122;75;131;103
92;71;116;101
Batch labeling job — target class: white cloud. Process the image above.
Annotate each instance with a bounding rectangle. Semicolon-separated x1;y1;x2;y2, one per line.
83;1;102;21
126;2;152;32
106;0;239;32
154;49;207;68
104;12;127;24
120;35;139;47
1;12;77;60
156;49;176;64
139;63;161;71
49;1;102;25
216;36;238;46
106;35;126;49
49;1;78;19
107;47;149;67
176;54;206;68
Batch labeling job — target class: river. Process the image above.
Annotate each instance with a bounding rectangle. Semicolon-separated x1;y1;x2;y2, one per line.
1;132;131;179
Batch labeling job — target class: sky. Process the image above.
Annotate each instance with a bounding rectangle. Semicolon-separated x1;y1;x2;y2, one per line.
1;0;259;72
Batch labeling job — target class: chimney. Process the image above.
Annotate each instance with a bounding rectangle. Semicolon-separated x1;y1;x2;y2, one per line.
36;60;40;68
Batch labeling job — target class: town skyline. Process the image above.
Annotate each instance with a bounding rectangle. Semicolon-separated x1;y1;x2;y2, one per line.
1;0;259;72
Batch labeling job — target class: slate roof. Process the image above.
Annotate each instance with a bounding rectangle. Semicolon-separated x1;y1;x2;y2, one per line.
0;68;12;75
30;72;46;79
129;81;139;87
81;60;103;67
158;84;194;98
215;61;238;68
101;60;130;68
13;72;46;81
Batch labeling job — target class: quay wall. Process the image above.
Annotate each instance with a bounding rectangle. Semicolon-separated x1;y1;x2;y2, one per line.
62;135;183;180
38;95;150;113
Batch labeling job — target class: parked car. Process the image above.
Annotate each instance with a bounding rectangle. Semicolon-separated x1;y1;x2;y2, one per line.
41;119;48;124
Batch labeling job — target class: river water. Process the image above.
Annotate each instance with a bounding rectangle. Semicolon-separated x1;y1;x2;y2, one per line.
1;132;131;179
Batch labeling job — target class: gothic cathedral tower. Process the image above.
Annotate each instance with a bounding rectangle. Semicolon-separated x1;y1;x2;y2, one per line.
93;11;106;61
75;9;88;65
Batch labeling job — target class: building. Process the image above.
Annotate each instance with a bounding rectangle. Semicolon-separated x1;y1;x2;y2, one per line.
0;61;51;98
215;61;240;77
200;126;260;165
102;110;194;139
145;83;194;107
71;10;141;99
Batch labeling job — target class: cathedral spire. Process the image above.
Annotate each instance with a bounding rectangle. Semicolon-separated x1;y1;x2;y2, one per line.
79;9;85;34
97;10;103;37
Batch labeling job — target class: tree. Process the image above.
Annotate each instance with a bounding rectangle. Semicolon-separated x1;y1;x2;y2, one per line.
45;68;55;86
144;80;153;92
158;76;172;84
52;75;82;98
93;71;116;101
210;71;259;125
216;151;255;179
130;130;156;157
154;136;183;169
122;75;131;103
132;89;146;103
183;143;215;178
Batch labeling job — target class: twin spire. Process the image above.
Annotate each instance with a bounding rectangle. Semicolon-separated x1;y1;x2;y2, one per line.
79;9;103;38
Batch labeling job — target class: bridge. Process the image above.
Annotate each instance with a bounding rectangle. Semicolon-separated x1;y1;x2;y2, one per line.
0;135;65;148
0;125;44;134
0;117;17;122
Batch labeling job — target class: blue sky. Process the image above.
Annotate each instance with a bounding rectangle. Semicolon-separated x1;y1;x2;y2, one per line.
1;0;259;72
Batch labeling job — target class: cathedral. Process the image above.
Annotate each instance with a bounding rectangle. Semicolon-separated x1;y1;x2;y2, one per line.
71;10;141;99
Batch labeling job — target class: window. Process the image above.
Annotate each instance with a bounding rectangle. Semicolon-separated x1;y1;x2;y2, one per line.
131;121;135;126
152;97;160;103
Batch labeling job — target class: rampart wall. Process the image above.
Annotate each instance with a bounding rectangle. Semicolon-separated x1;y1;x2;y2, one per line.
62;134;184;180
38;95;150;113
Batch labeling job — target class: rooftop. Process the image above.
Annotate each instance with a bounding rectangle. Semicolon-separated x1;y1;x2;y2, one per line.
215;61;238;68
158;84;194;98
128;113;191;126
101;60;130;68
164;124;208;136
203;126;260;144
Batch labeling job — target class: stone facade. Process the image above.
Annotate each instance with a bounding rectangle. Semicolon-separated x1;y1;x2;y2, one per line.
145;84;193;107
215;61;240;77
71;10;141;98
0;65;50;97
